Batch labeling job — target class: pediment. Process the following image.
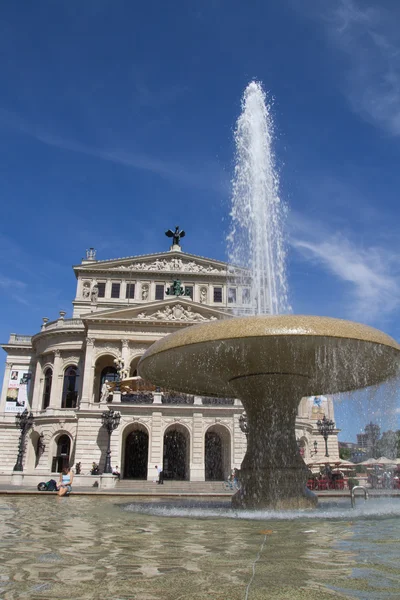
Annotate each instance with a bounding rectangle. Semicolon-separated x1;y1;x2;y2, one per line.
83;297;233;324
75;251;248;276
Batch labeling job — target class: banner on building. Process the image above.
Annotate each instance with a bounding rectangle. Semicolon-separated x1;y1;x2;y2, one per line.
5;368;32;413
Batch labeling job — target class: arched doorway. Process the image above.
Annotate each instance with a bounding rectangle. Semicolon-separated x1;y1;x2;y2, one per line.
163;427;189;480
204;425;231;481
124;430;149;479
52;434;71;472
205;431;223;480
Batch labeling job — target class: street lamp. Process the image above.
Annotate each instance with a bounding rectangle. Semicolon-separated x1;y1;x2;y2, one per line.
316;415;335;457
13;409;34;472
239;411;249;438
101;408;121;474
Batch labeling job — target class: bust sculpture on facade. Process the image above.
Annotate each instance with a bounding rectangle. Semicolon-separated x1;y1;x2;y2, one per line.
141;285;149;301
82;282;90;299
91;283;99;303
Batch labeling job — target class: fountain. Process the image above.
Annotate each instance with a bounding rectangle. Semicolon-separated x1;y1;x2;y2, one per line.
138;315;400;509
138;82;400;510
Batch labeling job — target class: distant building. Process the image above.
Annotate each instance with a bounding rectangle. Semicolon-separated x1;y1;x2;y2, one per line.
0;234;340;486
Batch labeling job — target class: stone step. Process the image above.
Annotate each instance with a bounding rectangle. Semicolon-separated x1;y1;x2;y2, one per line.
115;480;231;492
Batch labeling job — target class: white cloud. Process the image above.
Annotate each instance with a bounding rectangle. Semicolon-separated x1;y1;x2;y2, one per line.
308;0;400;135
289;212;400;322
0;109;227;193
0;276;26;290
0;275;29;306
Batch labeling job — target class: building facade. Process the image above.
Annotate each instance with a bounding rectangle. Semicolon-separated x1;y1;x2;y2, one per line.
0;237;340;486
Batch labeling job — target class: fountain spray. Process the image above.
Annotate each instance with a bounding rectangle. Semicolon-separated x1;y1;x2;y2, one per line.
228;81;290;315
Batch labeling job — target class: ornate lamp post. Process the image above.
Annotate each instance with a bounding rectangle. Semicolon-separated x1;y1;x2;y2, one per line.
101;408;121;474
239;411;249;438
13;409;34;472
316;415;335;457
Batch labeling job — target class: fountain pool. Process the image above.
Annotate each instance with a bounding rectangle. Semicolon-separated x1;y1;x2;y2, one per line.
1;495;400;599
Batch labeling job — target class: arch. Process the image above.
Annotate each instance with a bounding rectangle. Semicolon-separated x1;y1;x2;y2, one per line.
42;367;52;409
129;355;141;377
163;424;191;481
205;424;231;480
123;426;149;479
297;435;308;459
93;354;118;403
51;432;72;473
98;366;118;401
61;365;79;408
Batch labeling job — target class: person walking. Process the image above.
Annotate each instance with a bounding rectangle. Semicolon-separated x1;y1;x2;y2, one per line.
155;464;163;484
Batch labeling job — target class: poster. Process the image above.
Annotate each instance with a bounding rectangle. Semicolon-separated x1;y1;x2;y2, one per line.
5;368;32;413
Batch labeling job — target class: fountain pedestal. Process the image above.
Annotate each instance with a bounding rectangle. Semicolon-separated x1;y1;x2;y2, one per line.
231;374;316;509
138;315;400;511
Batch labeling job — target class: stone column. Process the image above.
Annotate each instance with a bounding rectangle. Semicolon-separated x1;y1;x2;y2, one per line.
31;359;43;411
49;350;63;409
80;338;96;409
148;411;163;480
121;339;130;372
231;375;317;510
0;361;12;413
190;412;205;481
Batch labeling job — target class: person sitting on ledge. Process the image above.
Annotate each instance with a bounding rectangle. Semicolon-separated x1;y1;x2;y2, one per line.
112;465;120;479
57;464;73;497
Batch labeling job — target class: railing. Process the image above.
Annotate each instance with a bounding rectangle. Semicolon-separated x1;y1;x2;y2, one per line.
350;485;369;508
116;391;237;406
8;334;32;345
162;394;194;405
120;393;154;404
43;318;84;331
202;397;235;405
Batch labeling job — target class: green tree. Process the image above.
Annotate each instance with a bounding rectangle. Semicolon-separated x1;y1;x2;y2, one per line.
339;447;352;460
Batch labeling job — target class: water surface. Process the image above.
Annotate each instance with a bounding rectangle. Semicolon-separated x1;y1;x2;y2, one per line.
0;496;399;599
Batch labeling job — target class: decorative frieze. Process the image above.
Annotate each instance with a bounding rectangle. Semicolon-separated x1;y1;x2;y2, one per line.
137;304;217;322
109;258;226;274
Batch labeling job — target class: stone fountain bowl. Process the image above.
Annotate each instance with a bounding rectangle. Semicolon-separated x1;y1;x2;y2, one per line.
138;315;400;398
138;315;400;510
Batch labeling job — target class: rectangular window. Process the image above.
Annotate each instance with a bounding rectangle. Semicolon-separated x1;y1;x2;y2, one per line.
97;282;106;298
111;283;120;298
228;288;237;304
242;288;250;304
185;285;193;299
126;283;135;299
213;287;223;303
155;284;164;300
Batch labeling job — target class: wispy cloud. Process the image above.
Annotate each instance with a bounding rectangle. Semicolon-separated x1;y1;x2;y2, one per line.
306;0;400;135
289;211;400;323
0;109;228;193
0;275;29;306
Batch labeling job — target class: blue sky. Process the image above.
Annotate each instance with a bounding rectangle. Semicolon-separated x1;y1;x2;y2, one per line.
1;0;400;441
